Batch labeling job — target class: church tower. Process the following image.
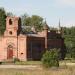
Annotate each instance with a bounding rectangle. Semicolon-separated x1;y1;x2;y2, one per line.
58;19;63;37
4;16;21;36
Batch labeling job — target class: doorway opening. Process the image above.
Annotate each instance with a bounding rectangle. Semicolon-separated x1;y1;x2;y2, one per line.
7;45;13;59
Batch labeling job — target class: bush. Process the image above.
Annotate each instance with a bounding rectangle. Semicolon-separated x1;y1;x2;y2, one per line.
0;62;2;65
13;58;20;63
41;48;59;68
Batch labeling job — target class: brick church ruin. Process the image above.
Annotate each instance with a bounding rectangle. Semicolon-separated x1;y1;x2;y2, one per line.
0;16;65;61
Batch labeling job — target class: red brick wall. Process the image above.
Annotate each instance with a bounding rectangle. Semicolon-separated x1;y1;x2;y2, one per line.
27;36;45;60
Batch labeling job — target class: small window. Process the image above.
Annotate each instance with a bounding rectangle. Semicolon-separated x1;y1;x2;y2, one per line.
9;19;12;25
21;53;23;55
9;31;12;35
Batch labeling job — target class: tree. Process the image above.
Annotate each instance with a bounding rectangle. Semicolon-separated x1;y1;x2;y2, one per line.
63;27;75;59
21;13;29;25
21;14;44;31
0;7;6;35
6;12;15;17
41;48;59;68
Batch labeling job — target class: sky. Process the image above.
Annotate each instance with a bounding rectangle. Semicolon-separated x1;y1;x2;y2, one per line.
0;0;75;27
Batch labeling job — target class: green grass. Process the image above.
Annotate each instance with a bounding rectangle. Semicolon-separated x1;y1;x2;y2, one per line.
60;59;75;63
2;59;75;66
15;61;42;65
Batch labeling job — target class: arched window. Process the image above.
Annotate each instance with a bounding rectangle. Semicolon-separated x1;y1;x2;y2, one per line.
9;19;12;25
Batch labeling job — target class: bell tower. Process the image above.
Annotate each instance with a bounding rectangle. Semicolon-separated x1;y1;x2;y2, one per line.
4;16;21;36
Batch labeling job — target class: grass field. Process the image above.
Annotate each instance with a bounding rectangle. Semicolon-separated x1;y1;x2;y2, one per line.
0;67;75;75
1;60;75;75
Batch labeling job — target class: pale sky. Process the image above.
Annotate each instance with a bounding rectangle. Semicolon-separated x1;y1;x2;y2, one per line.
0;0;75;27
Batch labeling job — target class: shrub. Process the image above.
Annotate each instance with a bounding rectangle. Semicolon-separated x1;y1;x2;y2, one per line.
41;48;59;68
13;58;20;63
0;62;2;65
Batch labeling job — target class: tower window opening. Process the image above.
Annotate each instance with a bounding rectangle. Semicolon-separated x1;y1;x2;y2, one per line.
9;19;12;25
9;31;12;35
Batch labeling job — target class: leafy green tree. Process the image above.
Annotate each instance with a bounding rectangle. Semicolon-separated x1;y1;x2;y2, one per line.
0;7;6;35
41;48;59;68
21;14;44;31
21;13;29;25
63;27;75;59
31;15;44;31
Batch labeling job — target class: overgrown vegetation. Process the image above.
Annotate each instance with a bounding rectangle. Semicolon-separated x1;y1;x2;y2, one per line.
41;48;60;68
63;27;75;59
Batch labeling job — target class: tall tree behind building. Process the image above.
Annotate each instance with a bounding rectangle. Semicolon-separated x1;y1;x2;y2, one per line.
21;14;44;31
0;8;6;35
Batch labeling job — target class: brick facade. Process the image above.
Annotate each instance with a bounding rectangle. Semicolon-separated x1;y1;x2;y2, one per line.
0;16;65;61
